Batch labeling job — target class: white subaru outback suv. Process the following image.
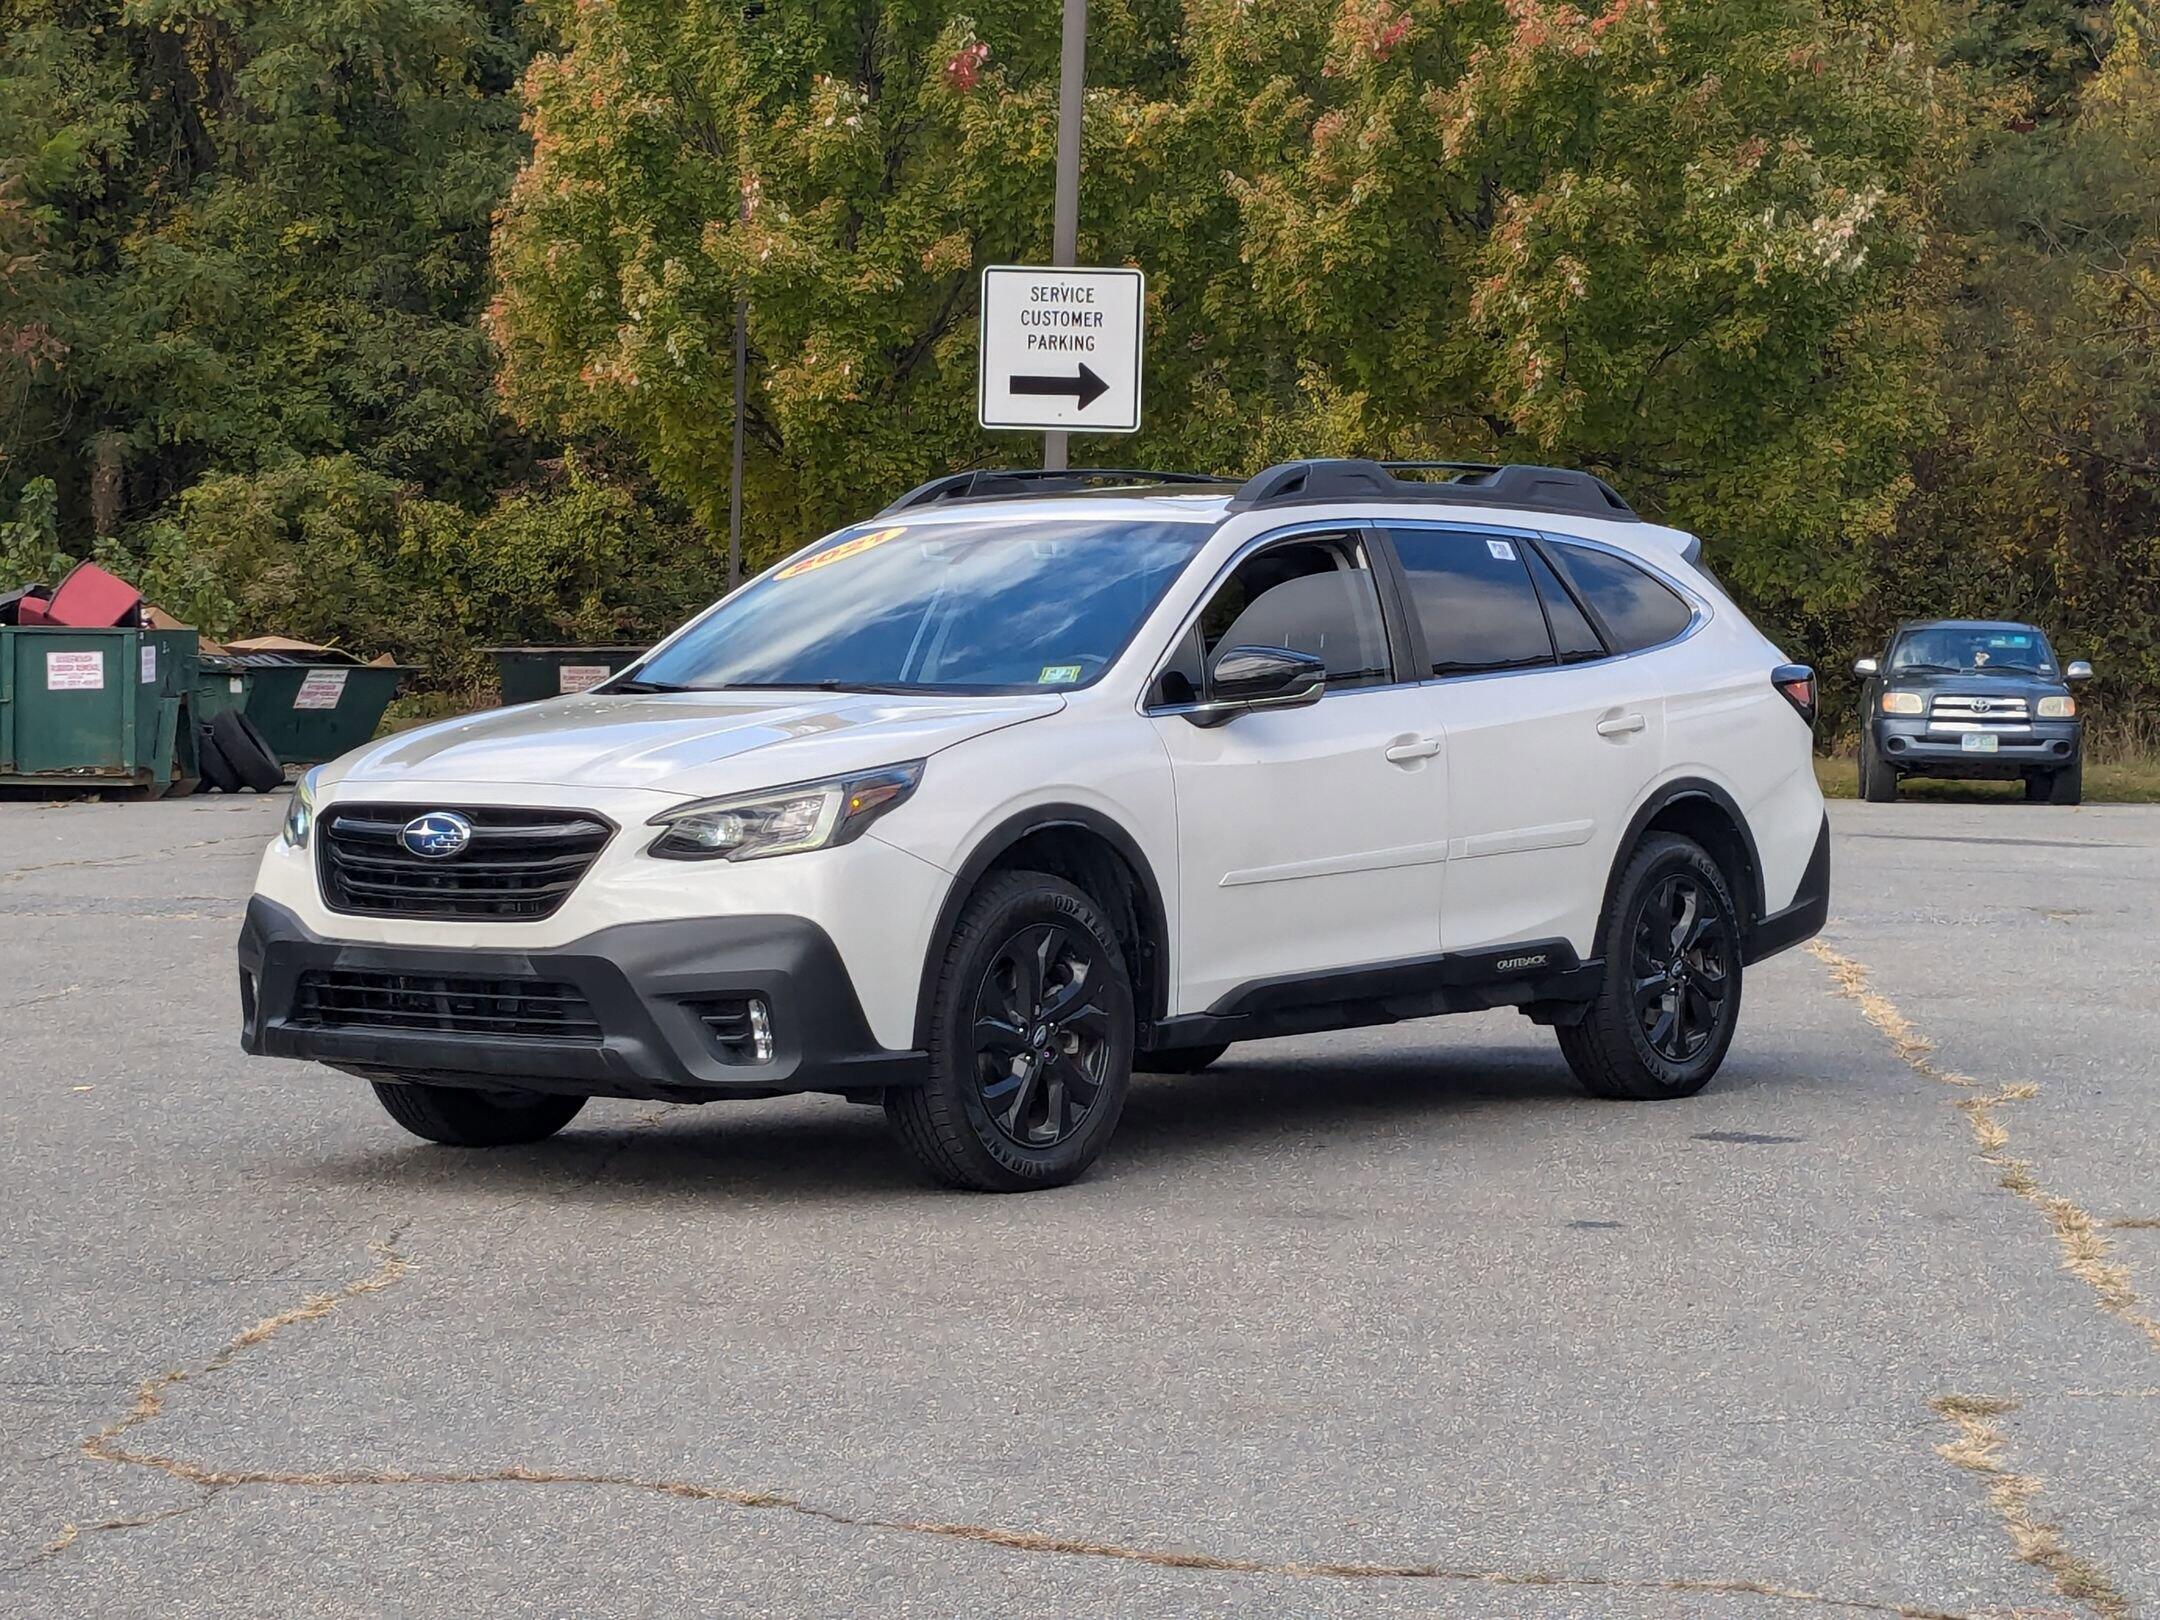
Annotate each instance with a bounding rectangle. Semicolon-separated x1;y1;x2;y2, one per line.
241;460;1829;1191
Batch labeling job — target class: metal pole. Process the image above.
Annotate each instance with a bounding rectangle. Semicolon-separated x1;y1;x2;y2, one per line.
1042;0;1086;473
729;298;746;590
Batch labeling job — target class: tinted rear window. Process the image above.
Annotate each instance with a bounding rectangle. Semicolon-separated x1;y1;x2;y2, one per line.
1389;528;1554;675
1526;545;1605;662
1550;543;1694;652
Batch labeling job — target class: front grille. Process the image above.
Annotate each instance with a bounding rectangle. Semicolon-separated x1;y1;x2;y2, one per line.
293;969;604;1043
1928;693;2031;732
319;805;613;920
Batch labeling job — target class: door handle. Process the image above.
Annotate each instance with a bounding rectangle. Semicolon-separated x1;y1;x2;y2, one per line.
1384;736;1443;763
1596;713;1647;738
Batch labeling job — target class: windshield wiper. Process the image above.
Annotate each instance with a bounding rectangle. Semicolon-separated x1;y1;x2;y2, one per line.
1893;661;1957;674
608;677;694;693
723;679;925;694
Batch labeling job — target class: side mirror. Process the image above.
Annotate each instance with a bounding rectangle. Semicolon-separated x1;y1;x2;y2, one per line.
1184;645;1327;727
2066;660;2094;683
1852;657;1879;678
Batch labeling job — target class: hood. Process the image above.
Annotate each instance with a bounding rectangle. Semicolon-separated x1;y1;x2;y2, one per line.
1885;670;2070;700
323;689;1065;799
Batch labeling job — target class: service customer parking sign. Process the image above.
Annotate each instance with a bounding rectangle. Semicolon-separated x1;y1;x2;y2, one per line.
978;265;1144;434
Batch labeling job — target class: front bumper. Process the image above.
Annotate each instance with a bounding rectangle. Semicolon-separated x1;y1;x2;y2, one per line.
1872;718;2080;778
238;896;926;1102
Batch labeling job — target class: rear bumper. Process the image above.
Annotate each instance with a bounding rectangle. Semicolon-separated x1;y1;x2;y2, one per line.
1743;813;1828;965
238;896;926;1102
1872;718;2080;778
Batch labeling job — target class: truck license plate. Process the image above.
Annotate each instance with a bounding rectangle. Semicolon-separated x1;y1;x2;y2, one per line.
1962;733;1999;753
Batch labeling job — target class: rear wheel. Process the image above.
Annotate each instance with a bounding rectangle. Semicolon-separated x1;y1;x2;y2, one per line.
1557;834;1742;1101
884;871;1135;1192
371;1082;585;1147
1858;732;1897;802
1137;1042;1229;1075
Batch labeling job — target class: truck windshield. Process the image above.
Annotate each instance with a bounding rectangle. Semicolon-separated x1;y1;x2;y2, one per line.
626;517;1208;694
1889;626;2056;676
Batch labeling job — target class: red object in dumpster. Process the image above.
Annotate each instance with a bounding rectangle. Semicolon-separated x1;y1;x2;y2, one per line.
43;560;142;628
12;591;53;625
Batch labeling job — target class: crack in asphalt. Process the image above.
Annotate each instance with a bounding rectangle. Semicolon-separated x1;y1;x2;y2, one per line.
44;1236;1981;1618
1809;942;2160;1355
1929;1396;2129;1620
0;834;265;885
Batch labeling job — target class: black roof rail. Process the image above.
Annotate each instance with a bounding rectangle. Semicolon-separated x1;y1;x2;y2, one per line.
878;467;1238;516
1228;458;1638;521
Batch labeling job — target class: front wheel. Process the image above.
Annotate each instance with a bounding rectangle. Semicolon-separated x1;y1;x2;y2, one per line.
371;1081;586;1146
1858;732;1898;802
1557;834;1742;1100
2046;757;2083;806
885;871;1135;1191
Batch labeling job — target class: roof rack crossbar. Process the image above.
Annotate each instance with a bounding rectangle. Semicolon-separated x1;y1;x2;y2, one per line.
878;467;1237;516
1228;458;1637;521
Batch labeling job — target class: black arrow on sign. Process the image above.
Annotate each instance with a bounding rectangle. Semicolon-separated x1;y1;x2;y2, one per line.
1010;362;1109;410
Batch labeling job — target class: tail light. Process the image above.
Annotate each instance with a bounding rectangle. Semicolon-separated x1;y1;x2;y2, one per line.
1772;664;1817;727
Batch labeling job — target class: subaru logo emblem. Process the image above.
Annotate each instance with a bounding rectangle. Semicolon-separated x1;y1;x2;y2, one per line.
400;811;474;860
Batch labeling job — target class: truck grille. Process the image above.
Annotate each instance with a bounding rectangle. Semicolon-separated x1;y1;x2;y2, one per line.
1927;694;2031;732
318;805;613;920
293;969;603;1043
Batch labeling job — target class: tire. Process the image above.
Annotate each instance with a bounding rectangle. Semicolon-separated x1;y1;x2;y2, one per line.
371;1081;585;1147
1858;732;1897;802
196;724;243;793
1557;833;1742;1101
2024;773;2051;803
1137;1042;1230;1075
884;871;1135;1192
210;708;284;792
2047;756;2083;806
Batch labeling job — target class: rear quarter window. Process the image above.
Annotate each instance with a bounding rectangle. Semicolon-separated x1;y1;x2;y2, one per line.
1550;542;1695;653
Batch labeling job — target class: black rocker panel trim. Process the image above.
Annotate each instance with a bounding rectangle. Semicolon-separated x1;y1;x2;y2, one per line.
912;803;1173;1047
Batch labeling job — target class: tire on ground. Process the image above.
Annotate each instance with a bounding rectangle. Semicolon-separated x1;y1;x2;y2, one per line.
210;709;284;792
2047;756;2083;806
884;870;1135;1192
1557;832;1743;1102
1858;734;1897;802
196;724;243;793
371;1081;586;1146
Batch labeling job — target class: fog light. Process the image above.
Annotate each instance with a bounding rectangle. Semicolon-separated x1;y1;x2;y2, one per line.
747;998;774;1065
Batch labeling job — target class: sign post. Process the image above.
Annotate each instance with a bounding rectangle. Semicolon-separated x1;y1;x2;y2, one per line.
1043;0;1088;472
978;265;1144;436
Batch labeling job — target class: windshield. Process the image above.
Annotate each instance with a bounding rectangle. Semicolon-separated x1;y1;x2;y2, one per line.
627;517;1208;694
1889;625;2056;676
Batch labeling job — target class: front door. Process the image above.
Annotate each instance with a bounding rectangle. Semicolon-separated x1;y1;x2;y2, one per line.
1147;530;1447;1013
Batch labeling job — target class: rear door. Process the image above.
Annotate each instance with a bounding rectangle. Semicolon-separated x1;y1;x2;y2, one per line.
1382;524;1671;956
1147;528;1448;1012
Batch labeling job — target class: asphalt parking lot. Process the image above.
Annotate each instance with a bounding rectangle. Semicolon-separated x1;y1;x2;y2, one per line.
2;795;2155;1619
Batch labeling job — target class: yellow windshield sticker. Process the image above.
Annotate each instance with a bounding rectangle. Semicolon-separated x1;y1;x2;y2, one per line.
776;526;906;580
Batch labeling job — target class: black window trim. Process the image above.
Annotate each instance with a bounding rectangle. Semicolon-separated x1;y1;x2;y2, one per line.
1371;519;1709;685
1139;520;1421;716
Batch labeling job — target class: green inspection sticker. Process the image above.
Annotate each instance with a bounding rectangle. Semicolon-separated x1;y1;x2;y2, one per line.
1038;664;1083;685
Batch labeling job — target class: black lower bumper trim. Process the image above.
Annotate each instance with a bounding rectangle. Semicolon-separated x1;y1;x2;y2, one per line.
1743;813;1830;965
239;897;926;1102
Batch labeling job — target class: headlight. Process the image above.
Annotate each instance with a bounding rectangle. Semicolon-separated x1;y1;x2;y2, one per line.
647;762;924;861
1880;690;1925;715
282;766;324;849
2037;695;2076;719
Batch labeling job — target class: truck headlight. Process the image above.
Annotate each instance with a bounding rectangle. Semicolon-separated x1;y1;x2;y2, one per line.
2037;695;2076;719
1880;691;1925;715
647;762;923;861
282;766;324;849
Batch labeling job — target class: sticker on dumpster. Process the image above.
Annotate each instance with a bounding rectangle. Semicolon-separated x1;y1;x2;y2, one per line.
559;664;612;694
46;651;105;691
140;644;157;684
293;668;349;709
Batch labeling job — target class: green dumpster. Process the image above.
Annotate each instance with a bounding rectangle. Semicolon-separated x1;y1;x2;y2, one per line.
484;645;648;705
0;624;199;795
236;658;418;765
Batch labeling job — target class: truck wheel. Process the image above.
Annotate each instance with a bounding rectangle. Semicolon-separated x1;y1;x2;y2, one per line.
1137;1042;1230;1075
2047;757;2083;806
885;871;1135;1192
1858;734;1897;802
1557;834;1741;1101
371;1082;585;1146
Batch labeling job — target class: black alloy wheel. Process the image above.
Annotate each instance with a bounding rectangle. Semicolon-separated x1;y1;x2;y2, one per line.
973;922;1114;1148
1630;871;1734;1064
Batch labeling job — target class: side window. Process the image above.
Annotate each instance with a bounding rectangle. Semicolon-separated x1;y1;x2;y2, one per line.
1389;528;1555;676
1190;534;1392;693
1525;545;1605;663
1550;542;1694;652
